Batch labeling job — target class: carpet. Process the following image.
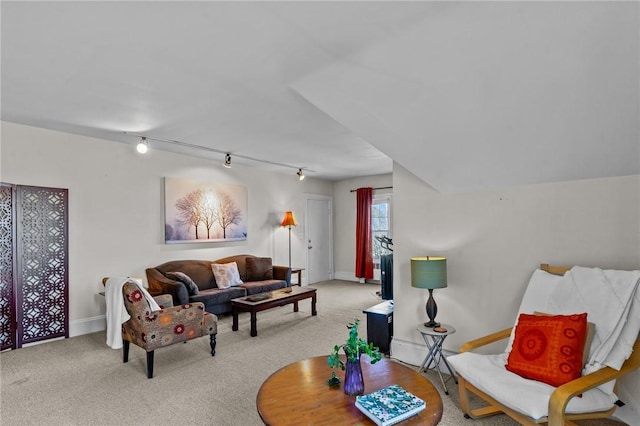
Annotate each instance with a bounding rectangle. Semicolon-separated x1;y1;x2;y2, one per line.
0;280;628;425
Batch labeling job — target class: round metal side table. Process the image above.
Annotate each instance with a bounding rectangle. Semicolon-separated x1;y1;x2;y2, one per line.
416;323;458;394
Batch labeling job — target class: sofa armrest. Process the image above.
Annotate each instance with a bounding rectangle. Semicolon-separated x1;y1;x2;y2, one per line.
145;268;189;305
459;327;513;353
273;265;291;286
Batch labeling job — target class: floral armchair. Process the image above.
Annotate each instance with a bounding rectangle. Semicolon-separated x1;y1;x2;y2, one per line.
117;279;218;378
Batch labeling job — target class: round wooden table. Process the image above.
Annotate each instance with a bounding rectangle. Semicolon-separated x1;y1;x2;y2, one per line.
256;356;443;425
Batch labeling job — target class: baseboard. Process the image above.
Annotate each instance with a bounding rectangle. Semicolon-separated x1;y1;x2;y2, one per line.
333;271;359;282
390;337;458;372
613;407;638;426
612;394;640;425
334;272;379;284
69;315;105;337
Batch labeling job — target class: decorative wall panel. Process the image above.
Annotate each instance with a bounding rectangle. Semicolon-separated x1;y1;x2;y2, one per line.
0;185;16;350
0;183;68;349
15;186;69;345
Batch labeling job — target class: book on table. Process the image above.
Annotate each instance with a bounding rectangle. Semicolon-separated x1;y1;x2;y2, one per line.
355;384;426;426
246;292;272;302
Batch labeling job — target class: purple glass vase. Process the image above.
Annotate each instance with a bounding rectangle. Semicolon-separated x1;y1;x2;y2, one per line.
343;354;365;396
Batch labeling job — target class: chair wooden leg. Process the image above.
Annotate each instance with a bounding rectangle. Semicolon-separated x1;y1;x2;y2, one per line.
459;376;502;419
210;334;217;356
123;340;130;363
146;351;154;379
458;376;472;417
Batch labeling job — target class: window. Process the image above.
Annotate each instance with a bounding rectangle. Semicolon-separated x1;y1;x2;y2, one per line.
372;196;392;262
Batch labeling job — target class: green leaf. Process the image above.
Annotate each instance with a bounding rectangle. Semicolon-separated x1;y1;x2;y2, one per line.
327;318;382;372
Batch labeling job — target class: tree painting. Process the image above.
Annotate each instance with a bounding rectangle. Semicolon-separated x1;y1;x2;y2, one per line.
164;178;247;243
175;189;204;239
215;191;242;238
200;189;218;239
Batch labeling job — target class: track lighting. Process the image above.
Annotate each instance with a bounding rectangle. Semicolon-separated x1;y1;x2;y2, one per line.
125;132;314;179
136;137;148;154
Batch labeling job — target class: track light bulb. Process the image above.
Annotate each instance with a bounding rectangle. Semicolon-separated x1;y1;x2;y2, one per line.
297;169;305;181
224;153;232;168
136;137;148;154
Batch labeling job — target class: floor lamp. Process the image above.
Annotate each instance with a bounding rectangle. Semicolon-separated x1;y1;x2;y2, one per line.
281;211;298;291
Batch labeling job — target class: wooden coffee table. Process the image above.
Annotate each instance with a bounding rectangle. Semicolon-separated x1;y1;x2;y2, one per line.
231;286;317;337
257;356;443;425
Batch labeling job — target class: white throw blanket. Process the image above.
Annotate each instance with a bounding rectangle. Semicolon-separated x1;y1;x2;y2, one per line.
547;266;640;377
105;277;161;349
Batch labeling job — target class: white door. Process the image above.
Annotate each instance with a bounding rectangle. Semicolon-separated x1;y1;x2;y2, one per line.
305;195;333;284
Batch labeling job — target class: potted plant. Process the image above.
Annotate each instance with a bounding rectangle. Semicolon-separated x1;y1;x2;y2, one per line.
327;318;382;395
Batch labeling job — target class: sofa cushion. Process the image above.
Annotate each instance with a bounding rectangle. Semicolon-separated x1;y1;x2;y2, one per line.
211;262;243;288
154;260;217;290
246;257;274;281
241;279;287;295
506;313;588;388
191;287;246;306
166;271;199;296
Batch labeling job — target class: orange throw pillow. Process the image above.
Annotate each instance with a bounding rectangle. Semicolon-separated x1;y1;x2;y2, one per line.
506;313;588;387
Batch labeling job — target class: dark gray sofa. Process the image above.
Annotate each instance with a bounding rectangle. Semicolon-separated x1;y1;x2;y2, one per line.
145;254;291;314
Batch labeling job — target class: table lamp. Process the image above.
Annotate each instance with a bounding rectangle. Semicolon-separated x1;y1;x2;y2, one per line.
411;256;447;327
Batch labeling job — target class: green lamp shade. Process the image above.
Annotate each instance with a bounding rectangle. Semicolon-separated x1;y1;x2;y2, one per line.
411;257;447;289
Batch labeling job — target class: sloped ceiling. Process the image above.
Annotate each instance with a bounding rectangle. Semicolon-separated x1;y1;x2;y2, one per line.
1;1;638;191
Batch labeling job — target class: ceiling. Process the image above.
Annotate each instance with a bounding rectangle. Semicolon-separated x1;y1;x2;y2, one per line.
2;1;638;191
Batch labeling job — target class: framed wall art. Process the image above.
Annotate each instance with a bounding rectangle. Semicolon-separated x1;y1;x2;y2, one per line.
164;177;248;243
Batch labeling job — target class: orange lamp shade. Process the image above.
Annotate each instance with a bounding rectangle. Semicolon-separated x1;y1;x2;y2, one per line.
281;211;298;227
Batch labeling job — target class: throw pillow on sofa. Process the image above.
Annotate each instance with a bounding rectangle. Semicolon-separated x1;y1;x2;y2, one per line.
211;262;243;288
166;271;200;296
246;257;274;281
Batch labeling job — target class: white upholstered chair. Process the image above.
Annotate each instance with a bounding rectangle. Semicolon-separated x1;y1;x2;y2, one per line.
447;264;640;426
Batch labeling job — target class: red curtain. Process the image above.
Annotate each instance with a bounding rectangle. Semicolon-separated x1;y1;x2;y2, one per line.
355;187;373;279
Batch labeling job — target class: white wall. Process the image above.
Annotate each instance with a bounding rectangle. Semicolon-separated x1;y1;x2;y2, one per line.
390;162;640;422
332;174;392;281
0;122;332;335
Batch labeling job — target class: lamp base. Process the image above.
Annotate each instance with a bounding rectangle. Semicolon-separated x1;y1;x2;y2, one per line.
425;289;440;329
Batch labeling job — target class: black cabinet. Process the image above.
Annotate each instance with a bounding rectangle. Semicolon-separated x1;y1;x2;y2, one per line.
362;301;393;354
380;254;393;300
